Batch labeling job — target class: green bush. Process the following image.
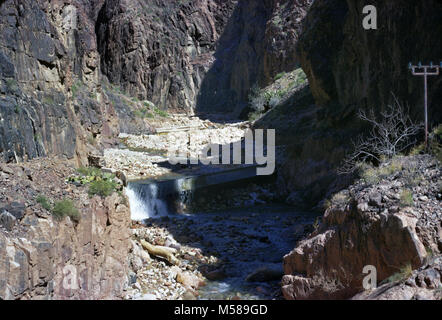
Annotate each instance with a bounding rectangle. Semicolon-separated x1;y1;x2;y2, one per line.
5;78;18;91
153;106;168;118
71;80;83;98
77;166;102;177
134;107;154;119
88;179;118;197
274;72;286;81
359;159;403;185
400;189;414;207
36;195;51;211
52;199;81;222
381;263;413;284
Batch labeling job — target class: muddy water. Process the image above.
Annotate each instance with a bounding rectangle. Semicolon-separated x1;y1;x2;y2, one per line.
145;205;319;300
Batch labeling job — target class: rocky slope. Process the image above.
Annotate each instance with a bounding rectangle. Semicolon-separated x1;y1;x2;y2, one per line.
281;155;442;299
0;159;131;299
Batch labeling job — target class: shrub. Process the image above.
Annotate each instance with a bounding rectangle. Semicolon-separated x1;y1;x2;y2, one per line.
36;195;51;211
134;107;154;119
76;166;102;178
88;179;118;197
52;199;81;222
357;158;403;185
361;167;381;185
331;192;350;206
153;107;168;117
400;189;414;207
339;94;422;174
71;80;83;98
381;263;413;284
5;78;18;91
274;72;286;81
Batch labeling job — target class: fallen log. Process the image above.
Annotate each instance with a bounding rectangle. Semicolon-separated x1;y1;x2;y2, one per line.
140;239;180;265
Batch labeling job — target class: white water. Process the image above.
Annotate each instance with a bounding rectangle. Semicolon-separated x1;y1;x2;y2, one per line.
125;183;169;220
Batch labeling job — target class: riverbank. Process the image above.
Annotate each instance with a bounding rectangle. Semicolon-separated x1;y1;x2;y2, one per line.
125;205;318;300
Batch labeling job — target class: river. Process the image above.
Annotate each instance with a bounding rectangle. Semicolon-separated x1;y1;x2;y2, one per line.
126;180;318;300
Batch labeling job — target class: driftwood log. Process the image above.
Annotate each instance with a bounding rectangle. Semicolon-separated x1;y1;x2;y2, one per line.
140;239;180;265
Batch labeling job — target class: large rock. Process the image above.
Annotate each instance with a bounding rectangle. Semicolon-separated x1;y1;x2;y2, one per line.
352;256;442;300
282;210;427;299
281;155;441;300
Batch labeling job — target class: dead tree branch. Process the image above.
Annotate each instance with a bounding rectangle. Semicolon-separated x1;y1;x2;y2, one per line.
338;94;422;174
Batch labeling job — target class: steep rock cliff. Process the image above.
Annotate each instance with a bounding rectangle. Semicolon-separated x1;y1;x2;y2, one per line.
96;0;237;114
0;159;131;299
0;0;152;164
96;0;313;116
298;0;442;123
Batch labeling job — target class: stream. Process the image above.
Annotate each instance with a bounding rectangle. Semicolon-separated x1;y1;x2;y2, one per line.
126;179;318;300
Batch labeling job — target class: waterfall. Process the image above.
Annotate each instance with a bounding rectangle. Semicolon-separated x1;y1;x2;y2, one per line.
125;182;169;220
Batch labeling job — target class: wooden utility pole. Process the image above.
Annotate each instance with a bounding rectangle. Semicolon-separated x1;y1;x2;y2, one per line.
409;62;441;147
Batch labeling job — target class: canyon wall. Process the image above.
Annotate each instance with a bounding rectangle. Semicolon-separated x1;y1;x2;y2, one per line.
265;0;442;207
298;0;442;122
0;0;154;165
96;0;312;116
0;160;131;299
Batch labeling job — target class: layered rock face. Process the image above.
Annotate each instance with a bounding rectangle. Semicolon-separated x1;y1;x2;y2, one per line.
0;0;98;163
281;155;442;299
0;159;131;299
96;0;237;114
96;0;313;116
197;0;313;116
0;0;153;165
298;0;442;122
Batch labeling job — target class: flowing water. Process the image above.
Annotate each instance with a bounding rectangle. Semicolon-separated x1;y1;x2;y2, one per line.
126;179;318;300
125;183;169;220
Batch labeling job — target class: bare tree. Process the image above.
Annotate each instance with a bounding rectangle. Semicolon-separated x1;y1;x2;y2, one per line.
338;94;422;174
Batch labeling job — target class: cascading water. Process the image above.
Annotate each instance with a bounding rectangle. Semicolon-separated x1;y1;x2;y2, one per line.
125;182;169;220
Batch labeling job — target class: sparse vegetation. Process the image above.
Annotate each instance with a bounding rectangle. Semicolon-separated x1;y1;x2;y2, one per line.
247;68;308;121
36;195;51;211
399;189;414;207
52;199;81;222
381;263;413;284
339;94;422;174
42;95;55;105
67;166;121;198
5;78;18;91
71;80;83;98
134;107;154;119
88;179;118;197
76;166;102;178
153;106;168;118
274;72;286;81
358;158;403;185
